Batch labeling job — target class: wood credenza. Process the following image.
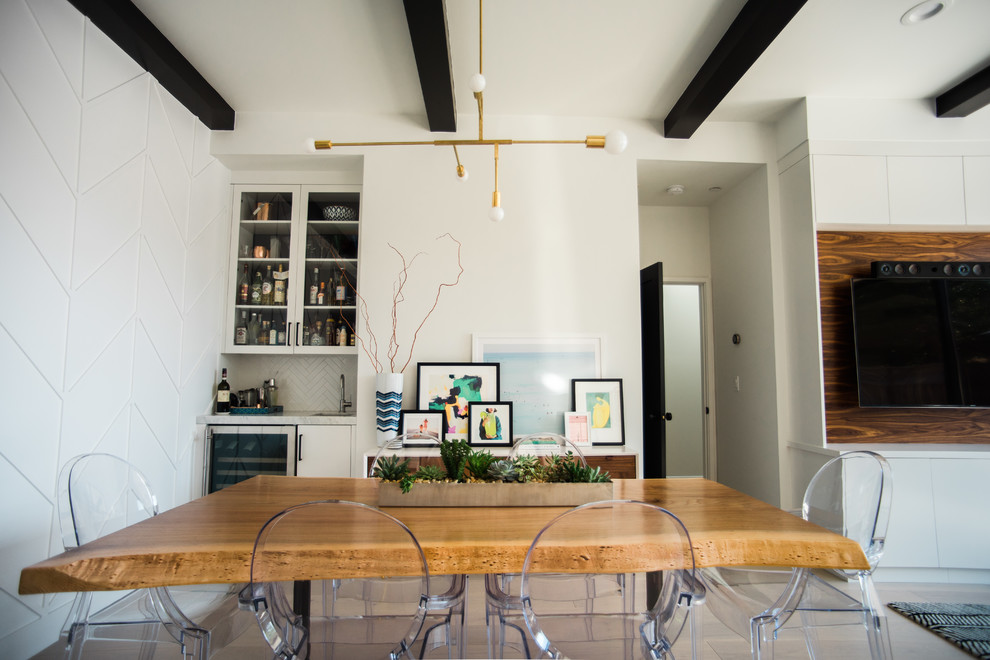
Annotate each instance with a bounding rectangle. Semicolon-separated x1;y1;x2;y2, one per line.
365;452;638;479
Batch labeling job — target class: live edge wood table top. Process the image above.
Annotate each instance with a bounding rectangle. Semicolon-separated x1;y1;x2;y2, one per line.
19;476;868;595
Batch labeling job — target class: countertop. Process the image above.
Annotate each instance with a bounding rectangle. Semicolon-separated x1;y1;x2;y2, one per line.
197;411;357;425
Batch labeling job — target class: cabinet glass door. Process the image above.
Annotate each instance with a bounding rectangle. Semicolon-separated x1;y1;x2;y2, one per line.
298;188;359;351
229;188;295;352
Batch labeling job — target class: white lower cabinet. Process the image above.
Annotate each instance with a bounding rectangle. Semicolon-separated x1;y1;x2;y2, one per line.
295;425;353;477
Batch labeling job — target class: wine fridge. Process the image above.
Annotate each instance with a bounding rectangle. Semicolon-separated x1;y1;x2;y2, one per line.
205;425;297;493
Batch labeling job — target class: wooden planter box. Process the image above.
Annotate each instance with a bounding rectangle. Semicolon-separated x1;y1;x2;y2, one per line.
377;481;614;507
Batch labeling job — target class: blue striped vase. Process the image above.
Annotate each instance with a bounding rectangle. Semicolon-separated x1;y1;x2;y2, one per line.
375;372;403;446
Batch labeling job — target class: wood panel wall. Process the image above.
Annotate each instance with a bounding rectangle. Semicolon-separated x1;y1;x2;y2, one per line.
818;231;990;444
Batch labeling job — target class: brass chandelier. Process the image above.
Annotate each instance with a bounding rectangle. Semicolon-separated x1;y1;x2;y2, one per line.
311;0;627;222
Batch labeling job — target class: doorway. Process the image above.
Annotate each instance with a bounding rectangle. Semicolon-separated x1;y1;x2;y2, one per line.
640;263;714;479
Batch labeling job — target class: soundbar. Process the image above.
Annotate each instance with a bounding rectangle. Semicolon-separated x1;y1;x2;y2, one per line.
871;261;990;278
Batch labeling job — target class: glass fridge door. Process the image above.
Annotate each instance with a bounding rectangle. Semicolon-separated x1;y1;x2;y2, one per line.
206;425;297;493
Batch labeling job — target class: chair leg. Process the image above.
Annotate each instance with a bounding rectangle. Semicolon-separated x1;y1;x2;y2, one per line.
750;613;776;660
858;574;893;660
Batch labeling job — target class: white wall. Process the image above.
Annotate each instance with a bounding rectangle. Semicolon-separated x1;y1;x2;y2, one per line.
638;206;711;278
0;1;229;656
709;167;782;505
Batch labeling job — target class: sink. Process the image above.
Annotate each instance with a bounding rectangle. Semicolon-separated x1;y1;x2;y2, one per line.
312;411;356;417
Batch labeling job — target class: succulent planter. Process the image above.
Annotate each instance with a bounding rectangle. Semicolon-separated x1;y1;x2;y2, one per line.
377;480;614;507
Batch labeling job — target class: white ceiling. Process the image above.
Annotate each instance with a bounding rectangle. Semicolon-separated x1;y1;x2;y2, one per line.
132;0;990;205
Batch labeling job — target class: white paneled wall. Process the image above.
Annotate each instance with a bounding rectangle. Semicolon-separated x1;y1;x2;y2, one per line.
0;1;230;656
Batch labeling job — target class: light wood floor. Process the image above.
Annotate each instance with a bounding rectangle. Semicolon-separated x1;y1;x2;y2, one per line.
31;579;990;659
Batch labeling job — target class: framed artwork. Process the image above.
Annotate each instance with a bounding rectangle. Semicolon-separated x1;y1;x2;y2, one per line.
571;378;625;446
564;411;592;447
399;410;444;446
416;362;500;442
468;402;513;447
472;334;602;436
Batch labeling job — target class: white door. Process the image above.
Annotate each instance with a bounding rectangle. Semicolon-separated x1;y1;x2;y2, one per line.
662;284;708;477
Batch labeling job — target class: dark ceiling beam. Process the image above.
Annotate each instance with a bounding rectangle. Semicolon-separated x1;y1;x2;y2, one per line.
67;0;234;130
402;0;456;133
936;62;990;118
663;0;807;139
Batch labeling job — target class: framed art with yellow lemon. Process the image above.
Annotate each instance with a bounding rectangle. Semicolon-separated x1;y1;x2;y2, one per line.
571;378;624;446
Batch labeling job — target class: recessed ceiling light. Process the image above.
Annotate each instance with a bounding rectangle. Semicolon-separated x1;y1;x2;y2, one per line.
665;184;685;195
900;0;952;26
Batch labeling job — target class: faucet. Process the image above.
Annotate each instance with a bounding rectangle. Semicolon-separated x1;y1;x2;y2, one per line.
339;374;353;413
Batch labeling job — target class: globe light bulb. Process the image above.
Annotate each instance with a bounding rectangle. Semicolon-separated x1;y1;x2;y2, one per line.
305;138;316;153
469;73;487;94
604;130;628;155
489;205;505;222
456;165;469;182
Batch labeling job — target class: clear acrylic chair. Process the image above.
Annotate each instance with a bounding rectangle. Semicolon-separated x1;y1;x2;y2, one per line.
701;450;894;659
520;499;705;660
367;432;468;658
57;453;245;659
484;432;591;658
247;499;430;659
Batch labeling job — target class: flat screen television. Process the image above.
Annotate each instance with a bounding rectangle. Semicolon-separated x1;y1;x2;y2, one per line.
850;277;990;407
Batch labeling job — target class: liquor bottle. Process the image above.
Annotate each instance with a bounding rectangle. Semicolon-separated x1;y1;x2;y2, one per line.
237;265;249;304
302;323;311;346
309;267;319;305
317;282;326;306
269;319;278;345
248;312;260;345
311;320;324;345
325;317;334;345
261;266;274;305
251;271;262;305
260;320;270;345
337;324;348;347
215;368;230;414
234;311;248;345
334;271;346;304
273;264;286;305
276;321;286;345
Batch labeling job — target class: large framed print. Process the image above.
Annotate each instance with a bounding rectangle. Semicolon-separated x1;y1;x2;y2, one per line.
571;378;625;446
468;402;513;447
416;362;500;442
472;334;602;436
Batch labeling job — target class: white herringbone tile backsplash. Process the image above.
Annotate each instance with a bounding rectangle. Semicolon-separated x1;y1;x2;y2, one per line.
221;354;358;412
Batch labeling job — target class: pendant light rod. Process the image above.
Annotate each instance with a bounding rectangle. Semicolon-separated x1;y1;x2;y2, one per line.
315;137;610;149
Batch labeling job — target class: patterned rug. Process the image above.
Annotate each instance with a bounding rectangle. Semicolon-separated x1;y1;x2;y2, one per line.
888;602;990;659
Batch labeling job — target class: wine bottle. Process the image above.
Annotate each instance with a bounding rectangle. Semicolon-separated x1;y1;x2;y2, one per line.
309;267;319;305
261;265;274;305
216;368;230;414
251;271;263;305
237;265;249;304
248;312;260;344
334;271;346;304
273;264;286;305
317;281;326;305
234;311;248;345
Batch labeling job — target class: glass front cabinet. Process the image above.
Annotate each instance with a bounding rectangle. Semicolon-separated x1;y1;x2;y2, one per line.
225;184;360;354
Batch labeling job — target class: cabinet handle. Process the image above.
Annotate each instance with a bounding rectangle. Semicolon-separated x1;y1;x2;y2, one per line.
297;434;303;461
294;322;300;346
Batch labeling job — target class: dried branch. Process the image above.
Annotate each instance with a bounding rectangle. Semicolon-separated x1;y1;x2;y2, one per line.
335;234;463;374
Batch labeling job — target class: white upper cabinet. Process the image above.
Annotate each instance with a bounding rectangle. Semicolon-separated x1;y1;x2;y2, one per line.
812;155;890;225
224;184;360;354
887;156;966;225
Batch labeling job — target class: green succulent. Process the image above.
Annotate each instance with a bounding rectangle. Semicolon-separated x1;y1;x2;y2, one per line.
373;454;410;482
564;461;612;483
465;449;496;480
543;453;573;483
487;459;519;482
439;438;472;482
414;464;447;482
511;455;541;483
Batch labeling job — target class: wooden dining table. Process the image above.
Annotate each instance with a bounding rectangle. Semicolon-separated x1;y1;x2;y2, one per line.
19;476;868;595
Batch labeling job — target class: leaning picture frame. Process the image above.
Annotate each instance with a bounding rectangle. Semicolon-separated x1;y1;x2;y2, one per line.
399;410;445;447
571;378;625;446
472;334;602;436
468;401;513;447
416;362;500;442
563;411;592;447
